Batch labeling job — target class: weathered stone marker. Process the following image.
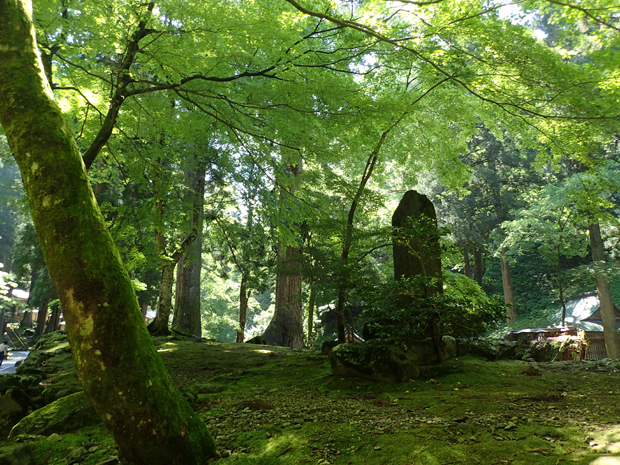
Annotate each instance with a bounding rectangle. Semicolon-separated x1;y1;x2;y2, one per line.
392;190;442;292
392;190;444;362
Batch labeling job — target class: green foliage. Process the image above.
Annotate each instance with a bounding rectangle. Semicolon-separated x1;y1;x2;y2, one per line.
359;271;505;342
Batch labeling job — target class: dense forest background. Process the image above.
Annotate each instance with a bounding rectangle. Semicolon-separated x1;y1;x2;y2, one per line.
0;0;619;347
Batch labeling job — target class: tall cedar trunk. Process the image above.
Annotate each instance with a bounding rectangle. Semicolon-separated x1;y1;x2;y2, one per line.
589;223;620;358
263;161;304;347
463;248;472;278
36;301;48;336
236;273;249;343
172;160;206;337
307;283;316;348
473;247;484;286
0;3;215;463
263;242;304;347
500;251;516;323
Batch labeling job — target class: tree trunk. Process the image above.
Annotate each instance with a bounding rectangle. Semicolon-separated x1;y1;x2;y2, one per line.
589;223;620;359
139;300;148;321
463;248;472;278
236;273;249;343
335;123;399;342
0;3;215;463
263;160;304;347
172;159;205;337
149;263;175;336
500;251;516;323
263;242;304;347
307;283;316;348
473;247;484;286
44;301;61;334
36;301;48;336
20;310;33;328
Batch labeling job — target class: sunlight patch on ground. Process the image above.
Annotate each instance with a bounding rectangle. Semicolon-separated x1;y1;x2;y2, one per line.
590;457;620;464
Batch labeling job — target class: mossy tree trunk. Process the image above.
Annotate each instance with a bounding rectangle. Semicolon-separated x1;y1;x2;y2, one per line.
0;2;215;464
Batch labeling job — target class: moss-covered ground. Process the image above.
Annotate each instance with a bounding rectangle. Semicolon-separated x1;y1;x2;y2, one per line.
4;336;620;465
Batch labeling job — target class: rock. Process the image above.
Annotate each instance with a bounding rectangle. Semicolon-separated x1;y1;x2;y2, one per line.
0;375;45;438
456;338;517;361
9;392;101;438
328;341;421;383
442;336;457;361
0;443;34;465
66;446;87;461
47;433;62;442
392;190;442;287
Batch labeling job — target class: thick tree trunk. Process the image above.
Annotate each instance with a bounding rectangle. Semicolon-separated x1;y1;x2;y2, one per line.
36;301;48;336
263;160;303;347
263;243;304;347
589;223;620;359
500;251;516;323
236;273;249;343
0;3;215;463
172;161;205;337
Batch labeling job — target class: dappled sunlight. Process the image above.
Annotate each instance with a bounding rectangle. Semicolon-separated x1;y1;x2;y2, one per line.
590;458;620;464
252;349;273;354
261;431;305;458
156;342;179;353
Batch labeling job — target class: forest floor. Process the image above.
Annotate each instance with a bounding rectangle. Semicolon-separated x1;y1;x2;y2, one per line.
4;335;620;465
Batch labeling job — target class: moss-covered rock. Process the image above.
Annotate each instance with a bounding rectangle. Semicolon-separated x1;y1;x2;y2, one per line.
328;342;422;382
456;337;517;361
9;392;100;439
0;442;34;465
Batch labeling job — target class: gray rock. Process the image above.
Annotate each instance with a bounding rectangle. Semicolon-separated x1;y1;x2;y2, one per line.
9;392;101;438
328;341;421;383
